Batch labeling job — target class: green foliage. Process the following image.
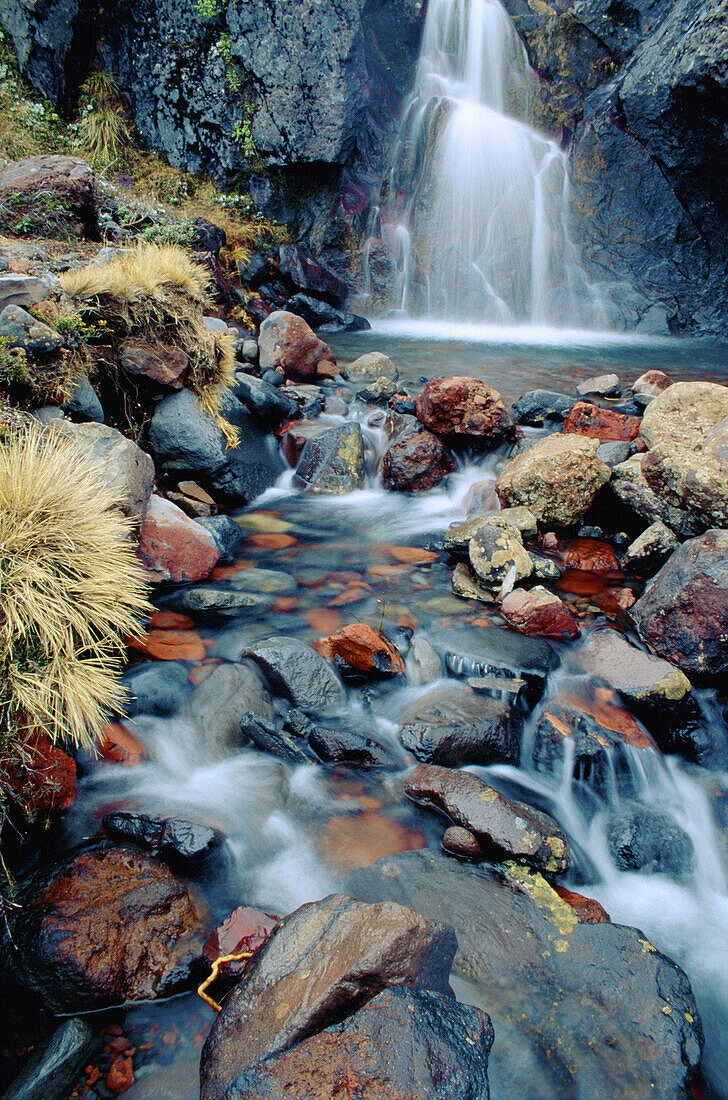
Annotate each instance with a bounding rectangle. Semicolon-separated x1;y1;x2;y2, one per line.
196;0;224;17
0;339;26;390
137;221;195;246
0;190;75;240
78;70;131;167
233;105;257;158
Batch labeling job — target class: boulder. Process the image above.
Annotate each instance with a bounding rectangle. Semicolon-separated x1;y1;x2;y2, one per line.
0;1018;98;1100
229;567;297;595
292;421;365;493
469;524;534;591
0;273;55;310
9;847;211;1013
313;623;404;677
102;812;225;870
405;763;570;874
136;494;220;583
414;376;512;443
380;428;456;491
577;372;621;397
343;351;398;382
639;381;728;449
308;723;399;769
195;515;246;560
442;506;538;550
577;629;692;709
0;303;62;355
501;586;580;639
244;636;347;715
451;561;494;602
51;420;154;522
148;389;283;505
610;454;702;537
65;376;104;422
232;372;297;430
563;401;641;441
631;528;728;679
495;433;611;525
431;626;557;700
442;825;484;860
118;338;188;388
180;661;276;751
398;683;521;767
199;893;457;1099
606;806;695;876
203;906;279;979
597;440;632;467
278;418;327;467
0;155;99;237
224;987;494;1100
343;851;703;1100
287;292;369;333
511;389;576;425
632;370;673;398
258;310;337;379
176;586;273;617
641;425;728;530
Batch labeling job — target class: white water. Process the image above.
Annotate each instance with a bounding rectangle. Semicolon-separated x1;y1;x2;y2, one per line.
365;0;605;326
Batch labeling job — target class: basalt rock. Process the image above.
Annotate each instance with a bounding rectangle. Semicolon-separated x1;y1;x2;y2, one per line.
244;636;347;715
102;812;225;871
0;1017;98;1100
511;389;576;425
501;586;580;640
607;805;695;876
258;311;337;380
405;763;570;874
496;433;611;526
292;421;365;493
398;683;521;767
414;376;512;444
381;428;456;492
51;420;154;523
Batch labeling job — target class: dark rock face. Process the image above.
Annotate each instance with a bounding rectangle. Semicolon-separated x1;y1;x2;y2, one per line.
102;812;225;870
343;851;704;1100
398;685;522;768
607;806;696;875
199;892;457;1099
381;428;456;492
0;1017;98;1100
224;987;494;1100
8;847;211;1013
631;528;728;679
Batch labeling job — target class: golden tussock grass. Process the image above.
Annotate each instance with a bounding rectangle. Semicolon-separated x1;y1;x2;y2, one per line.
0;424;151;754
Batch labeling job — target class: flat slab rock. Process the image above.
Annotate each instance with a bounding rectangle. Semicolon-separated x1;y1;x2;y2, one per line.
224;987;494;1100
343;851;703;1100
200;893;456;1099
405;763;570;874
398;683;521;768
243;636;346;715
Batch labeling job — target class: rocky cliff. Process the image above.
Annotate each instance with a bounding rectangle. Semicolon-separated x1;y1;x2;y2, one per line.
1;0;726;334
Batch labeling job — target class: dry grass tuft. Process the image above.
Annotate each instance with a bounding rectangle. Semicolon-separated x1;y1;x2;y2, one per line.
60;244;240;444
0;424;151;758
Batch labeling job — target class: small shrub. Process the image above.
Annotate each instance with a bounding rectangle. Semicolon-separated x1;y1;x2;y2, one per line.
0;424;151;814
196;0;224;17
78;70;132;167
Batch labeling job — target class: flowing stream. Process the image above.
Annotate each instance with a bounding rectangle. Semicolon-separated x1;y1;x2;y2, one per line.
364;0;604;325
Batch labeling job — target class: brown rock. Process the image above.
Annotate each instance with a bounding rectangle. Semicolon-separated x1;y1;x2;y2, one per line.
119;339;188;388
203;906;279;979
640;380;728;449
127;628;207;662
314;622;405;676
136;495;220;583
559;537;622;575
442;506;538;550
107;1056;135;1094
641;428;728;530
199;893;457;1099
553;886;611;924
10;847;211;1012
414;376;512;442
563;401;640;441
5;729;76;816
631;528;728;678
496;434;611;526
317;812;427;872
501;586;579;639
277;419;326;467
258;310;336;379
98;721;147;766
381;428;456;491
442;825;484;860
405;763;570;874
632;370;673;398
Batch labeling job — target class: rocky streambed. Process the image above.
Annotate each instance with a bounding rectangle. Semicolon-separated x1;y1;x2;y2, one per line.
2;281;728;1098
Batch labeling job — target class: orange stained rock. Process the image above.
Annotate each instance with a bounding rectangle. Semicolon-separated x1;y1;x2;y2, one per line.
148;609;194;629
128;629;207;662
562;687;653;749
249;533;297;549
107;1055;134;1094
367;563;410;579
272;596;300;613
387;546;440;565
302;607;344;633
210;560;254;580
99;722;146;767
560;538;622;575
317;812;426;873
554;886;611;924
188;659;225;686
316;622;405;675
329;584;373;607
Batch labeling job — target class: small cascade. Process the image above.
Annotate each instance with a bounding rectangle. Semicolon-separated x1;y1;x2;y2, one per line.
365;0;603;326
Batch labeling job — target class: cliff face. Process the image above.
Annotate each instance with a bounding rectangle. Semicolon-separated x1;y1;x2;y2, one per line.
1;0;726;333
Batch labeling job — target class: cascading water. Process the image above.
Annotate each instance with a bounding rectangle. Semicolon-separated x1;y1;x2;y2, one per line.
365;0;603;326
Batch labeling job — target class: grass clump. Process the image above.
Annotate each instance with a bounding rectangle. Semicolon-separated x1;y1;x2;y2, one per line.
60;243;239;444
0;424;151;815
78;70;132;168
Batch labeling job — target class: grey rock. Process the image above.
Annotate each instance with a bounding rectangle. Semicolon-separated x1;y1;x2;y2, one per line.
0;273;55;310
597;440;632;467
102;811;225;869
278;242;348;304
607;806;695;876
398;683;521;767
244;714;313;764
431;626;558;700
577;372;621;397
292;421;365;493
194;515;246;560
404;634;443;685
50;419;154;522
308;723;399;769
511;389;576;425
241;339;258;363
176;586;274;618
229;568;297;595
232;371;297;429
123;661;192;718
288;292;370;333
65;376;104;422
244;636;347;715
1;1017;98;1100
624;520;679;572
0;303;62;355
343;351;399;382
180;661;275;751
611;455;703;537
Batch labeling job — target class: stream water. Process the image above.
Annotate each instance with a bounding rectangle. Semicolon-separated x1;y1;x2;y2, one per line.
60;326;728;1098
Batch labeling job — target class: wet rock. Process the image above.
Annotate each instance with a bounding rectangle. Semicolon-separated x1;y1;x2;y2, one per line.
180;662;276;750
432;625;558;700
226;987;494;1100
229;567;297;595
631;528;728;679
65;376;104;422
405;763;569;874
127;627;206;662
176;586;273;617
195;515;246;560
313;622;405;677
343;851;703;1100
51;420;154;522
552;886;610;925
443;506;538;550
204;906;279;979
442;825;484;860
119;338;188;388
232;373;298;430
597;440;632;467
607;806;696;875
578;629;692;709
258;310;337;380
398;683;521;767
136;494;220;583
199;893;457;1099
576;373;621;397
4;729;76;817
611;454;702;537
9;847;210;1013
404;634;443;685
244;715;313;764
122;660;191;718
278;243;348;306
414;376;512;443
530;551;562;580
380;427;456;491
511;389;576;425
467;674;528;705
308;724;398;769
343;351;398;382
0;1017;98;1100
317;813;426;874
632;370;673;398
288;292;369;334
292;421;365;493
356;376;397;404
244;636;347;715
559;536;621;574
278;418;327;467
103;812;225;871
496;433;611;525
624;520;679;573
469;524;534;591
501;586;580;639
563;400;641;441
0;155;99;237
451;561;494;602
640;381;728;450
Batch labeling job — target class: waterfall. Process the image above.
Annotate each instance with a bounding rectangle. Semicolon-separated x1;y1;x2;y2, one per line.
365;0;601;326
